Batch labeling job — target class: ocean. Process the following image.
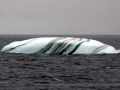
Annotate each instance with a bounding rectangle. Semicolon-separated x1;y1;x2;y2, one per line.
0;35;120;90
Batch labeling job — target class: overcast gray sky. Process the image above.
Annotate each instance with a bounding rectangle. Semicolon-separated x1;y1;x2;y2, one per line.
0;0;120;35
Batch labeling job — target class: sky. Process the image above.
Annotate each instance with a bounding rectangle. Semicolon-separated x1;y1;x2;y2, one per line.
0;0;120;35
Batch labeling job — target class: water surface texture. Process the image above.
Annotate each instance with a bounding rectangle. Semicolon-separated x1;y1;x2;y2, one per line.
0;35;120;90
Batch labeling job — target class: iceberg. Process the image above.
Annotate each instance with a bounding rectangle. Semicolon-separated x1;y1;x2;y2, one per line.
1;37;120;55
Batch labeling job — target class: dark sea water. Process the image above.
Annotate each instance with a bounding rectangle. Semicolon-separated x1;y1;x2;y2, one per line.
0;35;120;90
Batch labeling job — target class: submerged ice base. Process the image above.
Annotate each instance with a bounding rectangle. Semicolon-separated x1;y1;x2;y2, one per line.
1;37;120;55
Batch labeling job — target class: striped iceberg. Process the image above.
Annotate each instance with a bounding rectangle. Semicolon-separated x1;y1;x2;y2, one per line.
1;37;120;55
